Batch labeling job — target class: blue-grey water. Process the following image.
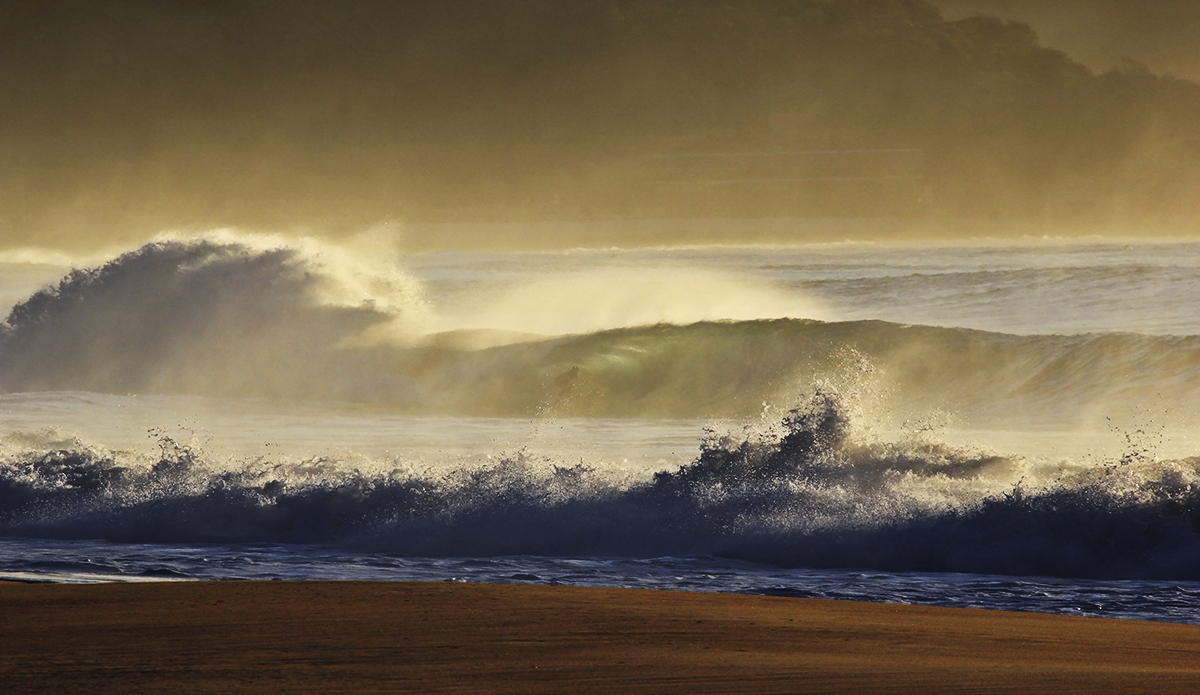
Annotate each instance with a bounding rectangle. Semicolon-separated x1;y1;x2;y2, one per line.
2;231;1199;625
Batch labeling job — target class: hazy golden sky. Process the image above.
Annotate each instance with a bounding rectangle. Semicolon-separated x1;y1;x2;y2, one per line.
936;0;1200;82
2;1;1198;251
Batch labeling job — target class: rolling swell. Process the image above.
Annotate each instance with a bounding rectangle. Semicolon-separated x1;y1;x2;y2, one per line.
2;237;1200;423
2;389;1198;580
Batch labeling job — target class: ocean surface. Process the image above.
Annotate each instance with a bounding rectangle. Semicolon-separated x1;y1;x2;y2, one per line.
2;230;1200;625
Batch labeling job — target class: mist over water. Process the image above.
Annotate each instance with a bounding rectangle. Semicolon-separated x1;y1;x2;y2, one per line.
432;265;831;337
6;233;1200;431
2;1;1200;626
0;232;1199;601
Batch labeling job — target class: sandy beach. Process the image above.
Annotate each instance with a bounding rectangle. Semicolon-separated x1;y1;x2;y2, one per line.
1;581;1198;693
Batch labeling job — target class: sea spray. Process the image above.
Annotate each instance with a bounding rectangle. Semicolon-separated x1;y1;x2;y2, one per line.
5;237;1200;429
0;236;424;401
5;237;1200;620
435;265;831;336
2;387;1198;579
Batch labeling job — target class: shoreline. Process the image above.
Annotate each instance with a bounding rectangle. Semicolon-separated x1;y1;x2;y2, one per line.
4;580;1200;693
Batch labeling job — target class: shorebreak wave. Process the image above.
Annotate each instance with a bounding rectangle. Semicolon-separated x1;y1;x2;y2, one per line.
2;389;1197;580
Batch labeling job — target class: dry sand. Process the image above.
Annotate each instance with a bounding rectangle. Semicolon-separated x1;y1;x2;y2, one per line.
2;580;1200;693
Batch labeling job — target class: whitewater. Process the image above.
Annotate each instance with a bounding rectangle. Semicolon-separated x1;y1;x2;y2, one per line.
2;231;1200;625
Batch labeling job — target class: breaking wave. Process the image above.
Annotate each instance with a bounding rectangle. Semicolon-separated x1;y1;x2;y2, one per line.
2;388;1198;580
3;236;1200;424
0;234;426;402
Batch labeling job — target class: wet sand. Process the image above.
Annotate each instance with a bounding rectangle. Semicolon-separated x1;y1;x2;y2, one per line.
3;580;1200;693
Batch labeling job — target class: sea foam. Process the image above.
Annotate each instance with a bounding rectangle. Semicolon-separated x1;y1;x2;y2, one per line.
1;387;1197;580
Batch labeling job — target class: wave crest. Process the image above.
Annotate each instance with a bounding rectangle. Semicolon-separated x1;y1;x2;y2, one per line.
0;236;424;400
3;391;1198;580
4;235;1200;426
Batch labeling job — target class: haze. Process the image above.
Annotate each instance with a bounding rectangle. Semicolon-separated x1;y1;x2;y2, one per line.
935;0;1200;83
2;0;1198;252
